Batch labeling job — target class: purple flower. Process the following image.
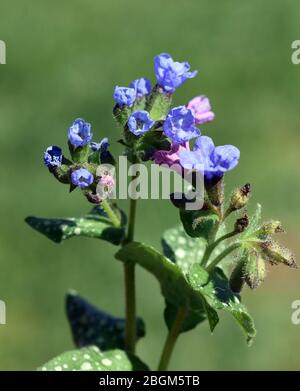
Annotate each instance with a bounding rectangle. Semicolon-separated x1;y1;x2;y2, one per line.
129;78;151;97
90;137;109;152
154;53;198;93
71;168;94;188
180;136;240;179
163;106;200;143
44;146;62;168
153;142;189;176
113;86;136;107
187;96;215;125
153;142;189;167
128;110;155;136
68;118;92;148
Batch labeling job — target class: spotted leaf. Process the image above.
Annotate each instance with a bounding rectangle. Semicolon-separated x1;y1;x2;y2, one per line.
38;346;149;371
25;205;126;245
66;292;145;350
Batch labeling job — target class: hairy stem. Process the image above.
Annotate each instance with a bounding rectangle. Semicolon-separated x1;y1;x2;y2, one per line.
124;197;138;353
124;260;136;353
206;242;241;273
101;199;121;227
158;305;187;371
201;230;238;266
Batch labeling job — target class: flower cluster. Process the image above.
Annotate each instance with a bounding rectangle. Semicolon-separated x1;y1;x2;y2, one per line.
43;118;114;202
112;53;239;184
112;52;236;184
33;52;296;372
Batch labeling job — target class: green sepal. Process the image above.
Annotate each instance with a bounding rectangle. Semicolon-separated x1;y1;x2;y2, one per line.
134;130;170;161
113;104;132;127
68;142;90;164
146;84;172;121
132;96;147;111
180;208;220;242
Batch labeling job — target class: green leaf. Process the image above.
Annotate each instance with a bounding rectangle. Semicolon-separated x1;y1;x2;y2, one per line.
164;300;206;333
162;224;209;332
66;292;145;350
188;264;256;345
68;143;90;164
180;209;219;242
25;205;126;245
38;346;149;371
162;224;207;274
115;242;219;333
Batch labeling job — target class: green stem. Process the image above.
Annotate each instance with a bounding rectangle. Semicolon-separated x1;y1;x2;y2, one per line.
101;199;120;227
124;197;138;353
124;261;136;353
206;242;241;273
157;305;187;371
127;198;137;243
201;230;238;266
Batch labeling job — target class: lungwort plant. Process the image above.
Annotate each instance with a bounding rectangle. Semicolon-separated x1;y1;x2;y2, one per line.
26;53;296;371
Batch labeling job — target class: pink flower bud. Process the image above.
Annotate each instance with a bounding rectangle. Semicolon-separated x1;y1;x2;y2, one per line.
187;96;215;125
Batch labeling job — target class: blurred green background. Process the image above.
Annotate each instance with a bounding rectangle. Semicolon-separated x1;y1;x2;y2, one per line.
0;0;300;370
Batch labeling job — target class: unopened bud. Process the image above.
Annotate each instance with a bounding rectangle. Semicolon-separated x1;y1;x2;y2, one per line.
229;259;245;294
244;253;266;289
234;214;249;233
205;176;224;207
261;240;297;269
257;221;284;236
84;190;102;204
51;164;70;184
229;183;251;211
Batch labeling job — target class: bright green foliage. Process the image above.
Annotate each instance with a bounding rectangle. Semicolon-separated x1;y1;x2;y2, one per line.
116;242;256;343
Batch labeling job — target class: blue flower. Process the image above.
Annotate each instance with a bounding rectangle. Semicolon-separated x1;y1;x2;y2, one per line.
163;106;200;143
154;53;198;93
180;136;240;179
68;118;92;148
128;110;155;136
129;78;152;97
113;86;136;107
71;168;94;188
90;137;109;152
44;146;63;168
